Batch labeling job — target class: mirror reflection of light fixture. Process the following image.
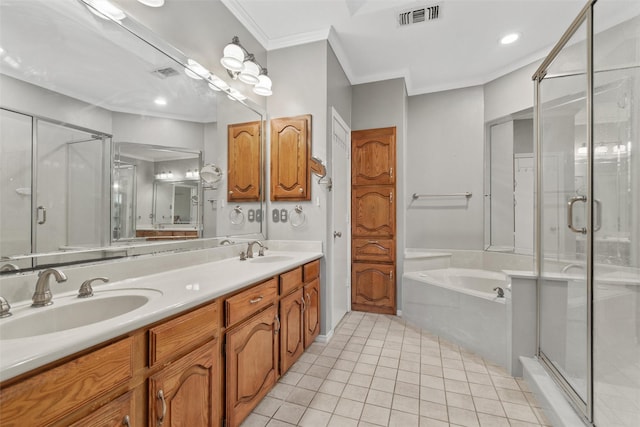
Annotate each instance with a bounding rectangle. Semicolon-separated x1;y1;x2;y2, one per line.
220;36;272;96
85;0;126;21
185;58;210;80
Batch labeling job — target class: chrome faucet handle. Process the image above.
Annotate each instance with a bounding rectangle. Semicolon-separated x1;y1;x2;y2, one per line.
239;251;247;261
258;245;268;256
0;296;11;318
0;263;19;272
32;268;67;307
78;277;109;298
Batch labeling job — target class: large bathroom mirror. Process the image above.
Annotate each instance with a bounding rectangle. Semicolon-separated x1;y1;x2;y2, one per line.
0;0;265;272
484;109;534;255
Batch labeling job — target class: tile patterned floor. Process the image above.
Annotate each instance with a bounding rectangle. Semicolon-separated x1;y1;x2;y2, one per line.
241;311;552;427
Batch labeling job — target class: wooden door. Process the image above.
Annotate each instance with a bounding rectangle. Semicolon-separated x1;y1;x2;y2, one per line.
351;263;395;314
352;127;395;186
352;187;395;237
270;114;311;201
351;127;397;315
228;121;261;202
226;305;279;427
149;339;220;427
280;288;304;374
303;278;320;347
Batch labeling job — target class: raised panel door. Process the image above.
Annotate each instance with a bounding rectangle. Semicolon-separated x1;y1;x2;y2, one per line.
352;127;396;186
303;278;320;348
69;391;134;427
226;305;279;427
351;263;395;314
270;115;311;201
352;187;395;237
280;288;304;374
149;339;220;427
228;121;261;202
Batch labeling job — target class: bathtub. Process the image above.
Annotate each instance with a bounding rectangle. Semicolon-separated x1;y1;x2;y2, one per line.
403;268;509;368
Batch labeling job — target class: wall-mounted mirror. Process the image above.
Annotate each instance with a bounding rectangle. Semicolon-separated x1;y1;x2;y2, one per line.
0;0;265;272
484;109;534;255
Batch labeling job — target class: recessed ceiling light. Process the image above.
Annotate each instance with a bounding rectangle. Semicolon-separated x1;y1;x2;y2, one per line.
500;33;520;45
154;97;167;106
136;0;165;6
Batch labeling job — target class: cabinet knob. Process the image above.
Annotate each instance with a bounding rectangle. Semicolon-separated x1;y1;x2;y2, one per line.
122;415;131;427
299;187;303;192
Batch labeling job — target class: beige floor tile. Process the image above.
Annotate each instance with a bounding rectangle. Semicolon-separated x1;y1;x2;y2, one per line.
360;403;391;426
445;378;472;395
420;386;447;405
268;383;295;399
279;371;303;386
508;419;542;427
400;360;422;373
466;371;492;385
496;387;529;405
422;355;443;367
334;360;357;372
349;372;374;388
366;389;394;408
359;353;380;365
442;358;465;370
397;369;421;385
240;413;269;427
317;355;339;367
421;374;445;390
307;364;332;379
285;386;316;406
254;396;283;417
266;419;296;427
420;400;449;421
473;396;506;417
421;364;443;378
469;383;499;400
341;350;361;362
492;376;520;391
328;414;359;427
392;394;420;414
381;349;401;359
362;345;383;356
327;368;352;383
395;381;420;398
354;362;377;376
501;402;539;423
334;397;365;419
379;356;400;368
476;412;510;427
419;416;449;427
272;402;307;424
309;392;340;412
400;351;422;363
297;375;324;391
342;384;370;402
389;409;420;427
448;406;480;427
299;407;332;427
446;391;476;411
374;366;398;380
320;379;347;396
444;367;468;382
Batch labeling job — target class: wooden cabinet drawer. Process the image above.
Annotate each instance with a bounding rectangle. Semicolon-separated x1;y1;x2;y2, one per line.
0;337;134;426
68;390;134;427
280;267;303;296
303;260;320;282
225;278;278;327
149;302;219;367
352;238;395;263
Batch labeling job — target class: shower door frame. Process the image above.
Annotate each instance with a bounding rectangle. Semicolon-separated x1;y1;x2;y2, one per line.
533;0;595;423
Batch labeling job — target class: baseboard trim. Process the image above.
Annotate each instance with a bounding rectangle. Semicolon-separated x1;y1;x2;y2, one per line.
316;329;334;343
397;310;402;317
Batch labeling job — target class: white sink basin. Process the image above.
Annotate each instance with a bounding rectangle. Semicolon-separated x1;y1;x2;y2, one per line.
249;255;294;264
0;289;161;340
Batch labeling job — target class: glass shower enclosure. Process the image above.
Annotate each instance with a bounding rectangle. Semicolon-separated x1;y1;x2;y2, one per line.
534;0;640;425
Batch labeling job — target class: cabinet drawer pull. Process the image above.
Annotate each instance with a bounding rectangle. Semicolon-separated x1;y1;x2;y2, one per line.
301;296;306;312
389;271;393;281
274;314;280;334
367;240;379;244
249;296;264;304
390;191;393;204
390;167;393;179
157;389;167;426
122;415;131;427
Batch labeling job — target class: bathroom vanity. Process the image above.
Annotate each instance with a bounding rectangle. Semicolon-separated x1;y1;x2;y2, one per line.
0;251;322;427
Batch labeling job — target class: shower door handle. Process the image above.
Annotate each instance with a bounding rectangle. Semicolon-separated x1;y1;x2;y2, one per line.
567;196;587;234
37;206;47;225
594;199;602;232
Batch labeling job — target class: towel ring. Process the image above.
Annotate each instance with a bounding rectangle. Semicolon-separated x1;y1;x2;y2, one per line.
289;205;306;228
229;205;245;225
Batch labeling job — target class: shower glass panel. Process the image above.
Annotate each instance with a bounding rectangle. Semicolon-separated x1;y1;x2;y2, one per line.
113;163;137;241
592;5;640;427
538;17;589;408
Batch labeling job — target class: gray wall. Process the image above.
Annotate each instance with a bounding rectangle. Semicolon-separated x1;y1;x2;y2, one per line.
484;61;541;123
406;86;485;249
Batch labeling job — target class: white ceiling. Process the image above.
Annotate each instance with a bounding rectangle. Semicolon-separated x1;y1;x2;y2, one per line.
221;0;629;95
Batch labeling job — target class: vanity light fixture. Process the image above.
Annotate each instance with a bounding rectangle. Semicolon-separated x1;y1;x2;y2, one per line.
136;0;165;7
220;36;272;96
185;59;210;80
500;32;520;45
227;88;247;101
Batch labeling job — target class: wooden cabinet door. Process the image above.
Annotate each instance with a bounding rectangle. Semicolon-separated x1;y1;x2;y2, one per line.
69;391;134;427
226;305;279;427
303;278;320;348
280;288;304;374
228;121;261;202
352;187;395;237
352;127;396;186
149;339;220;427
352;238;395;263
351;263;395;314
270;114;311;201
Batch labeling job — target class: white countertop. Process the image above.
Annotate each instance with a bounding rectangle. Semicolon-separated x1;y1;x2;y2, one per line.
0;250;322;382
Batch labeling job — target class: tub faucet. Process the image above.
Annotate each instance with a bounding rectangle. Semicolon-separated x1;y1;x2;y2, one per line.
493;287;505;298
246;240;267;258
561;263;584;273
32;268;67;307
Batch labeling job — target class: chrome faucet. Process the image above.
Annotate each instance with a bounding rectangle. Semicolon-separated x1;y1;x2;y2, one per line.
32;268;67;307
246;240;267;258
493;287;505;298
78;277;109;298
0;296;11;318
0;263;19;272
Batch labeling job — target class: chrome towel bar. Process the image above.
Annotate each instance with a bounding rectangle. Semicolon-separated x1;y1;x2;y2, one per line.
412;192;472;200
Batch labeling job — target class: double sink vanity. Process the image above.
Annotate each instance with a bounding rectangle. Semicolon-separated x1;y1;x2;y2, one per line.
0;242;323;427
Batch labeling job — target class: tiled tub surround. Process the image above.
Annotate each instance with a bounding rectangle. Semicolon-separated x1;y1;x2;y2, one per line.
402;250;537;377
242;311;550;427
0;240;322;381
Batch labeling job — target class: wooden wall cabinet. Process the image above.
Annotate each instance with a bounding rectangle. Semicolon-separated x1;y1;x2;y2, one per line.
351;127;397;315
270;114;311;201
228;121;261;202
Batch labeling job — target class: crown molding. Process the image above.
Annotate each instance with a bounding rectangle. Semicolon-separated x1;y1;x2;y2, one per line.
220;0;269;49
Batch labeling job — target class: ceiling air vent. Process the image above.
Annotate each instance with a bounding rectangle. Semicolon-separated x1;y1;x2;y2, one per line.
398;4;441;26
151;67;180;79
